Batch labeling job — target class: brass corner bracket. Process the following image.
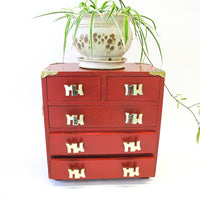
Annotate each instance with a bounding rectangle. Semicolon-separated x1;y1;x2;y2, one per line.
41;70;59;78
149;69;165;78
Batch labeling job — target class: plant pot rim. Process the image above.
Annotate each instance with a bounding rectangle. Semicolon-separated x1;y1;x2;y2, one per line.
73;13;130;18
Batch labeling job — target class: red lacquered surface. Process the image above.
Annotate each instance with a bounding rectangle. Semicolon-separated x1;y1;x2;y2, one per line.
107;76;160;101
47;76;101;101
41;63;165;180
44;63;159;75
49;132;157;156
48;104;158;128
51;156;155;180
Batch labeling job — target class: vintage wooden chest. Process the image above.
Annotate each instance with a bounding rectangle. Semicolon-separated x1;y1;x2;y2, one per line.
41;63;165;180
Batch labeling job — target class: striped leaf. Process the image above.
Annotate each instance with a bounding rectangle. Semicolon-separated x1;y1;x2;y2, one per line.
197;128;200;143
106;2;116;23
90;12;95;56
124;14;129;44
63;16;72;60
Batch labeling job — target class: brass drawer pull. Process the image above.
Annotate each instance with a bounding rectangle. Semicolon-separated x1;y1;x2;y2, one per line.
123;167;140;177
124;84;143;96
125;113;143;124
68;168;86;179
64;84;84;96
65;142;85;153
66;114;84;126
123;141;141;152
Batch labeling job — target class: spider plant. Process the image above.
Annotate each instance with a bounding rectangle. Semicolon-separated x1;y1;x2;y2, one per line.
36;0;162;63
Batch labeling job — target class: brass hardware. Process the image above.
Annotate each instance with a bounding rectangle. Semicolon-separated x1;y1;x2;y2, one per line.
66;142;85;153
68;169;86;179
124;84;143;96
123;167;140;177
41;70;58;78
149;69;165;78
66;114;84;126
125;113;143;124
123;141;141;152
64;84;84;96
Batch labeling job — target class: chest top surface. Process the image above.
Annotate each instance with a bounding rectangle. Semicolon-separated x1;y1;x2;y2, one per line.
41;63;165;78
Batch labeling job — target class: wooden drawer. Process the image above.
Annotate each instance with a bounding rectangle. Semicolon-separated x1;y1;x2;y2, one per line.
49;132;157;156
47;76;101;101
107;76;160;101
42;63;165;180
51;156;155;180
48;105;158;128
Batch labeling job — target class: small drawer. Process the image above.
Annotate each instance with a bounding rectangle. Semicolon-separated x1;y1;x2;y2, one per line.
51;156;155;180
49;132;157;156
47;76;101;101
107;76;160;101
48;104;158;129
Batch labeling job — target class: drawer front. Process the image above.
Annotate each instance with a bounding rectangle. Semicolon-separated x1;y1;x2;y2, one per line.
49;132;157;156
107;77;160;101
48;105;158;128
47;76;101;101
51;156;155;180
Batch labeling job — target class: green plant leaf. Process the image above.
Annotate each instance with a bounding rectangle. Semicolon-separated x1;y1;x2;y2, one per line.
90;12;95;56
131;9;141;26
145;24;163;64
79;2;86;7
175;94;182;98
124;6;131;14
89;0;96;7
140;18;148;40
141;15;157;30
106;1;116;23
34;11;71;19
119;0;126;8
139;27;149;55
133;17;162;63
131;17;137;36
72;11;86;47
111;15;126;53
63;16;72;60
89;5;96;9
181;98;187;101
139;35;144;62
89;9;103;19
101;1;110;10
196;128;200;143
134;20;147;62
53;15;68;22
124;14;129;44
177;101;180;109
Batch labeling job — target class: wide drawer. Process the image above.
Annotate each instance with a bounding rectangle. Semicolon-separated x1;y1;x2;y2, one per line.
48;105;158;128
107;76;160;101
49;132;157;156
47;76;101;101
51;156;155;180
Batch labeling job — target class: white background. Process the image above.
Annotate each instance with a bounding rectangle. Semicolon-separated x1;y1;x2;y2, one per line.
0;0;200;199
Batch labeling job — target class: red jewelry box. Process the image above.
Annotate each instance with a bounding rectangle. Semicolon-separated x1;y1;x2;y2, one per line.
41;63;165;180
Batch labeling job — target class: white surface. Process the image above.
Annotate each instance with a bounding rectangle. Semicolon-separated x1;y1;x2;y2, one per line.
0;0;200;199
78;57;126;69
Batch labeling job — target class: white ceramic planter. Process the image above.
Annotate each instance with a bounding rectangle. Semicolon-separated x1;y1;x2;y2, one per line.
73;14;133;69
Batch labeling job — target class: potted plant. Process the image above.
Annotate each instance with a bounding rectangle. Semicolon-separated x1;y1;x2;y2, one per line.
36;0;162;69
36;0;200;142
